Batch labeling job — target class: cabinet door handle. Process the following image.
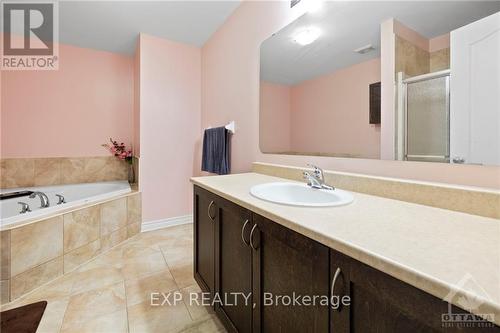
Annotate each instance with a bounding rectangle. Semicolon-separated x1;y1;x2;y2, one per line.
249;224;259;250
331;267;342;312
241;219;250;246
207;201;215;221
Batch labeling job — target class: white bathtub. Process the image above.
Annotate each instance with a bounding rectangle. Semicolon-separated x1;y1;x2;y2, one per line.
0;181;131;227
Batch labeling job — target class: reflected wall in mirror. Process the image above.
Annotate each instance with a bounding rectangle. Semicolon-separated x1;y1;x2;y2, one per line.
259;1;500;165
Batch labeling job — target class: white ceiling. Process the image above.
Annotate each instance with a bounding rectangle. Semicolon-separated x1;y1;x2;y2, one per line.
260;1;500;85
58;1;241;55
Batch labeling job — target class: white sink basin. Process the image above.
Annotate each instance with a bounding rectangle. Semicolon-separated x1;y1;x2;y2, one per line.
250;182;354;207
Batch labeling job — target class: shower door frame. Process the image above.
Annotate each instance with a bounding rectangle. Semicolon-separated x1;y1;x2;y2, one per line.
402;69;451;163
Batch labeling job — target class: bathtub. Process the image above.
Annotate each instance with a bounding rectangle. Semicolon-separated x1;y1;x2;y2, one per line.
1;181;131;227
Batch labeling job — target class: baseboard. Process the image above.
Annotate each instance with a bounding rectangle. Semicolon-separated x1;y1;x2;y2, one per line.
141;214;193;232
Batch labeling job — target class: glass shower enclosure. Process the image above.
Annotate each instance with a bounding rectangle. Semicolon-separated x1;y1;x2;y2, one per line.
396;70;450;163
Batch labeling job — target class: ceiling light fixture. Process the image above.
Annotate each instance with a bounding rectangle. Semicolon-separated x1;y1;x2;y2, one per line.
354;44;375;54
293;27;321;46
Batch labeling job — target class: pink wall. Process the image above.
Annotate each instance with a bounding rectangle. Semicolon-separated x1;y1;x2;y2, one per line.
259;81;291;152
202;1;500;189
133;39;141;157
290;58;381;158
1;43;134;158
138;34;201;222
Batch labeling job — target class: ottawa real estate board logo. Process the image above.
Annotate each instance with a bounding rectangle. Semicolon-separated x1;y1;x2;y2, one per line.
1;1;59;70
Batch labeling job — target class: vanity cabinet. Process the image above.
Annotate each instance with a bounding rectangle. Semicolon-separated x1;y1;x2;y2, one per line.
215;197;254;332
329;250;500;333
253;214;330;332
193;185;500;333
193;186;217;296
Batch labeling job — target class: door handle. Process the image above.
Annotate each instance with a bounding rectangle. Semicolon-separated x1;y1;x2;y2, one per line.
207;201;215;222
331;267;343;312
241;219;250;246
249;224;259;250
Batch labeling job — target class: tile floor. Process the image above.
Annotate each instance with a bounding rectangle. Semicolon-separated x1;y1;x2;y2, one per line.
1;224;226;333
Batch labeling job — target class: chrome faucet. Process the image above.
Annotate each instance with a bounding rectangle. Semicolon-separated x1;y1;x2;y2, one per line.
29;191;50;208
18;202;31;214
303;164;334;190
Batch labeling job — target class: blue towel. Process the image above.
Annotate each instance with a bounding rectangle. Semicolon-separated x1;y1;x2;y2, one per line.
202;127;231;175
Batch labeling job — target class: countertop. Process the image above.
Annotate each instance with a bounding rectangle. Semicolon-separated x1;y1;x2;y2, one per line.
191;173;500;325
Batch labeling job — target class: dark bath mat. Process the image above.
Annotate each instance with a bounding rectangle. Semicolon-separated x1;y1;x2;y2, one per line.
1;301;47;333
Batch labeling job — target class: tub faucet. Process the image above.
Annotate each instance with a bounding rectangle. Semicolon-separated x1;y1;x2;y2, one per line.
29;191;50;208
304;164;334;190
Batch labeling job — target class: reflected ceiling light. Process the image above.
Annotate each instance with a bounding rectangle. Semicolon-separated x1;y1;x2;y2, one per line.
293;27;321;45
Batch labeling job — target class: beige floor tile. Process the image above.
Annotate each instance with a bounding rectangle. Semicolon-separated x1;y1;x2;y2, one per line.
2;225;219;333
104;239;161;263
127;298;194;333
125;269;178;307
85;237;168;281
161;241;193;268
70;265;124;295
140;224;193;249
180;315;226;333
62;281;126;331
61;308;128;333
170;262;197;289
181;284;212;321
36;297;70;333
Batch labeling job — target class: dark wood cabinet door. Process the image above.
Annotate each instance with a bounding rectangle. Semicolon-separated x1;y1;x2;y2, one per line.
193;186;216;296
215;198;253;333
330;249;500;333
253;214;330;333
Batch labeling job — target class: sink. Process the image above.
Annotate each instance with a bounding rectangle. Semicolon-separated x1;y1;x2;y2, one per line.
250;182;354;207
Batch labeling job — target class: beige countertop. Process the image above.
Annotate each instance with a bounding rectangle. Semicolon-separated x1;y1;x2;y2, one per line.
191;172;500;325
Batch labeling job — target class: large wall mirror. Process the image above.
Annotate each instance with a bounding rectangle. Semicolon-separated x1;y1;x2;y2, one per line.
259;1;500;165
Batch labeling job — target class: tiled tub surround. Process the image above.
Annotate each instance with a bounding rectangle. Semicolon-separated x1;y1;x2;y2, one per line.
0;156;133;189
0;192;142;304
252;162;500;219
1;181;131;227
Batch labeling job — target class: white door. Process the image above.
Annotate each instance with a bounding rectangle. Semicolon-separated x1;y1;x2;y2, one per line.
450;12;500;166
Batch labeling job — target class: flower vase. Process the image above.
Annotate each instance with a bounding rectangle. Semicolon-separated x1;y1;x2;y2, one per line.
128;162;135;184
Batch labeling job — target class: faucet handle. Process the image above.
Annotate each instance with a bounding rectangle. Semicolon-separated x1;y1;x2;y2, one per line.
303;171;322;189
55;194;66;205
307;164;323;180
18;202;31;214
